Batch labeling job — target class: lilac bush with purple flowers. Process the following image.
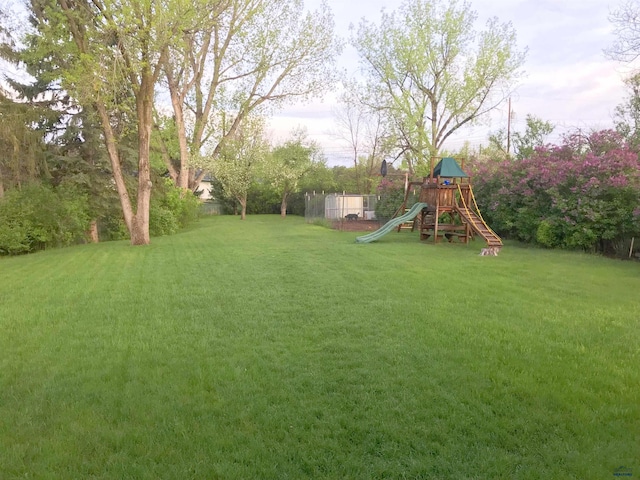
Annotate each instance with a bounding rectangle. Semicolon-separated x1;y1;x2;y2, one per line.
472;130;640;254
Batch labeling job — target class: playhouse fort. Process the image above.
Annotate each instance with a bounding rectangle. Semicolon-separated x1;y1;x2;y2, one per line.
356;157;502;250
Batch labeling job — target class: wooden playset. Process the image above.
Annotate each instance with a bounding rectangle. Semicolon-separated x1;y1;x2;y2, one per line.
396;157;502;250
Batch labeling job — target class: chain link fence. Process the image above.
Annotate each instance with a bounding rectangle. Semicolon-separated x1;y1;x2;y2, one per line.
304;193;378;223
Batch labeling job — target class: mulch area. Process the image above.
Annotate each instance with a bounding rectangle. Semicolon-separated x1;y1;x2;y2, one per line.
331;220;385;232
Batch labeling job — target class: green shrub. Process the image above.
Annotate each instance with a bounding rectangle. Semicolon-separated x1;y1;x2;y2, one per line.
0;183;91;255
375;181;404;222
536;220;561;248
0;218;31;255
149;204;179;236
149;179;201;236
98;214;129;241
56;184;92;244
160;179;201;227
247;182;280;214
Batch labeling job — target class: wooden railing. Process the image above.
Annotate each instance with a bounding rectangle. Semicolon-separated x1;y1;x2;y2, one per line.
419;179;471;209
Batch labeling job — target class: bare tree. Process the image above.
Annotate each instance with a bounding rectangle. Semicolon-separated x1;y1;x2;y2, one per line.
606;1;640;63
331;90;365;191
332;85;392;192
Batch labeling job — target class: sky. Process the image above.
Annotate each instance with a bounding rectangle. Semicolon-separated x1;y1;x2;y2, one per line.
271;0;634;166
1;0;631;167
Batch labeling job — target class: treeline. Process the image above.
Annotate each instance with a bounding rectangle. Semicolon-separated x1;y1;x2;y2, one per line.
0;174;201;256
210;162;395;217
0;0;342;248
0;76;202;255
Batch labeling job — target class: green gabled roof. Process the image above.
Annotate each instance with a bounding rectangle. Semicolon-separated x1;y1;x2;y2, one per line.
433;157;468;178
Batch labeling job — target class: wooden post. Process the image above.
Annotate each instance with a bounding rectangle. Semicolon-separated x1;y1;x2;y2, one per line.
630;237;635;258
433;178;440;244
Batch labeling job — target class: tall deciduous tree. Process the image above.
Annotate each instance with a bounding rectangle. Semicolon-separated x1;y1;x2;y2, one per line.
27;0;195;245
487;114;554;161
268;128;321;217
161;0;341;191
209;116;268;220
352;0;526;174
512;115;554;160
485;129;510;161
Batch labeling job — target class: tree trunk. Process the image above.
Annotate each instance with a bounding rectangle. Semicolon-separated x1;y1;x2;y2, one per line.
96;94;152;245
190;168;207;192
87;220;99;243
167;75;190;190
240;197;247;220
130;70;155;246
130;212;150;245
95;102;135;234
157;132;178;183
353;150;361;194
280;193;288;218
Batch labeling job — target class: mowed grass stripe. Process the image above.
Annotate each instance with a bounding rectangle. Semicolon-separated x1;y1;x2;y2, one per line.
0;215;638;479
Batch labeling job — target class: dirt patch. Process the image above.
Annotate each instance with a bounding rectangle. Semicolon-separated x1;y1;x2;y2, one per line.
331;220;384;232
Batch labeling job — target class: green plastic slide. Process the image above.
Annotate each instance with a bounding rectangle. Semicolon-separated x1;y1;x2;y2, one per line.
355;202;429;244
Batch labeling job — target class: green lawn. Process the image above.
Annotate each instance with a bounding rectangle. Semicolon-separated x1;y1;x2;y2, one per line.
0;215;638;479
